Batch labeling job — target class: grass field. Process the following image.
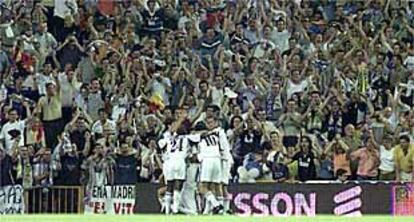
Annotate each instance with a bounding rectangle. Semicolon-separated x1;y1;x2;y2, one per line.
1;215;413;222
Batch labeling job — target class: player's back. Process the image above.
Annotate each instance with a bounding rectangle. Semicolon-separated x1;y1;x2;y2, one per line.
198;128;223;159
163;135;189;162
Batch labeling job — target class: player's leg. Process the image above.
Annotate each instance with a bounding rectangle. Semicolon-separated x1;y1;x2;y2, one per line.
199;159;212;214
171;160;186;214
179;163;199;215
221;161;232;213
200;158;221;214
158;174;167;212
165;181;174;214
215;183;224;206
157;185;167;213
199;182;211;215
163;162;174;215
199;168;215;215
222;185;232;214
172;180;184;214
209;158;224;214
211;183;224;214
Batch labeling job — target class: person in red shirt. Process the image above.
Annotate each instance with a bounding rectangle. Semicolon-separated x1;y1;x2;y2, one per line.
350;137;380;180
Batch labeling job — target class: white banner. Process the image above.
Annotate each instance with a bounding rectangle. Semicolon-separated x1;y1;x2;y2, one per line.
84;185;135;214
0;185;25;214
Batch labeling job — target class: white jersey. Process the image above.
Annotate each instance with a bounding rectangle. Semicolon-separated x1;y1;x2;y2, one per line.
158;134;189;162
221;131;233;164
198;127;229;159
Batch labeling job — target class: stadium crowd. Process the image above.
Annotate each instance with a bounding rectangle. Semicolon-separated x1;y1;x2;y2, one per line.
1;0;414;192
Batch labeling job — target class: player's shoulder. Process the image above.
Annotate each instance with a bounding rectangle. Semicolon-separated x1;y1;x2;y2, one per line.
215;127;226;135
184;133;201;143
158;138;167;148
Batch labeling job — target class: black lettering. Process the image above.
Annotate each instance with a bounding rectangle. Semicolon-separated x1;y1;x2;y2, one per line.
205;135;218;147
111;186;117;198
123;187;128;198
93;187;98;198
170;138;183;153
128;187;134;199
0;188;6;205
101;187;107;199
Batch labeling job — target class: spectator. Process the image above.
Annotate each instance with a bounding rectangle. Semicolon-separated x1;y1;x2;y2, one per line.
394;135;414;182
233;117;262;172
324;134;351;178
379;134;396;180
59;69;81;124
13;143;34;189
278;99;302;149
237;152;262;183
32;148;53;187
114;142;139;185
36;72;63;150
54;132;89;186
292;136;317;182
0;146;15;186
0;107;30;152
350;138;380;180
336;168;349;183
86;78;105;121
2;0;414;195
91;108;116;138
81;142;115;190
141;0;165;39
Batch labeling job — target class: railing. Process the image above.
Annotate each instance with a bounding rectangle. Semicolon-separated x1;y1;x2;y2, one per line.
24;186;84;213
10;182;413;215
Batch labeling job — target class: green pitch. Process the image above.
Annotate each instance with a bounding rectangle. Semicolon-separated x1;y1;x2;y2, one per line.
1;215;412;222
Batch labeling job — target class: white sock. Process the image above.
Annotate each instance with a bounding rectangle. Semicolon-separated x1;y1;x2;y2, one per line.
205;191;219;208
217;196;224;207
159;197;165;212
203;198;211;215
165;192;172;215
197;192;203;213
172;190;182;214
223;196;230;212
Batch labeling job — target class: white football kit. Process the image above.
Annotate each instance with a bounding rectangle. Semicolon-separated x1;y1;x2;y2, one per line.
221;130;234;185
159;134;189;182
179;135;201;215
198;128;229;183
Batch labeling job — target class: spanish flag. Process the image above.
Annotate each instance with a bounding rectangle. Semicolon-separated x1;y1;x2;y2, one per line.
148;93;165;113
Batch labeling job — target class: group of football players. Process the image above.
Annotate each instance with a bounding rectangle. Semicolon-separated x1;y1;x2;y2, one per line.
157;115;233;215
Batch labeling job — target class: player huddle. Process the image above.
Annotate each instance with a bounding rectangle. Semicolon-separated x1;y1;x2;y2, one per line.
158;116;233;215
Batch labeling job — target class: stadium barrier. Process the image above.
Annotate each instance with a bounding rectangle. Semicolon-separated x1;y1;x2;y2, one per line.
24;186;84;213
135;182;414;216
2;183;413;215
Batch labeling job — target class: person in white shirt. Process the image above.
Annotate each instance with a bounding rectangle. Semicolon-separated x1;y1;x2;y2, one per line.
179;126;203;215
91;108;116;137
145;72;172;106
158;115;194;214
219;126;233;214
158;128;191;215
34;22;57;55
54;0;78;20
59;70;81;124
53;0;78;42
404;50;414;71
286;69;310;99
198;116;227;215
0;106;31;153
379;135;395;180
35;62;55;96
210;75;226;108
270;19;291;54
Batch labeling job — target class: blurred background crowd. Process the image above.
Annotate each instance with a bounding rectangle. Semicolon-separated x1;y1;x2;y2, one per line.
1;0;414;189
